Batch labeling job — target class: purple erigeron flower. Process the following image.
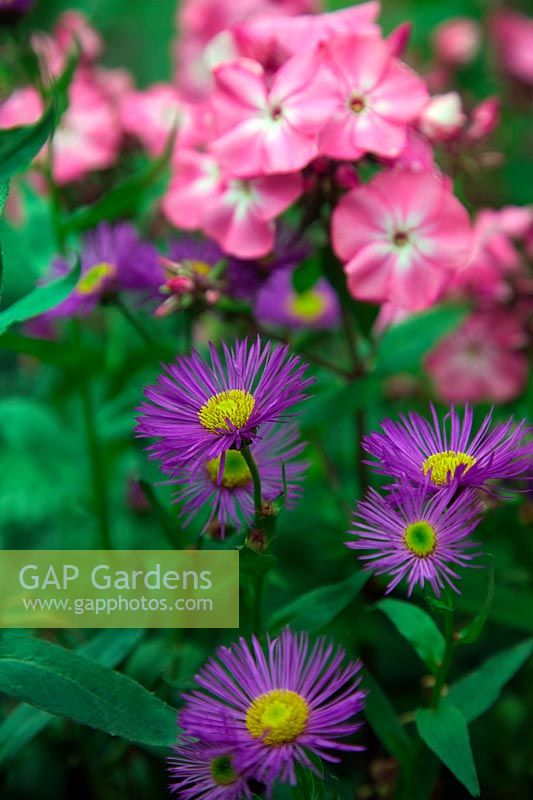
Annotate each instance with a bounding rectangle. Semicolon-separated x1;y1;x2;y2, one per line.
347;483;483;595
169;738;252;800
363;404;532;493
172;422;307;536
136;338;312;473
168;236;225;276
254;270;340;331
179;629;365;791
42;222;163;318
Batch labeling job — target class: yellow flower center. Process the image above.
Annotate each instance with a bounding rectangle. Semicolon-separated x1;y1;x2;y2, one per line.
289;289;325;321
198;390;255;433
189;260;211;276
245;689;309;746
210;755;238;786
422;450;477;486
77;262;116;295
404;520;437;557
206;449;252;488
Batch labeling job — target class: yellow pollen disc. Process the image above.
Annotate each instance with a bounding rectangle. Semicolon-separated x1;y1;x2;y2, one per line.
404;520;437;557
245;689;309;746
77;262;116;295
422;450;477;486
198;390;255;433
289;289;325;321
206;449;252;488
189;260;211;276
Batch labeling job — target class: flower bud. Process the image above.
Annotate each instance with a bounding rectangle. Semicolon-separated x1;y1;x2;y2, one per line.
418;92;465;141
433;18;481;66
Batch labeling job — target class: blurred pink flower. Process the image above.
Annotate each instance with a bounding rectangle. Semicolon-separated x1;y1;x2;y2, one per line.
54;11;103;63
433;18;481;66
465;97;500;141
0;75;120;184
426;310;528;404
211;51;336;176
120;84;207;156
452;207;532;300
52;73;121;184
332;170;472;310
319;33;428;160
418;92;465;141
235;3;380;65
491;11;533;85
202;173;303;258
174;0;321;99
162;150;224;230
387;129;435;172
0;86;43;128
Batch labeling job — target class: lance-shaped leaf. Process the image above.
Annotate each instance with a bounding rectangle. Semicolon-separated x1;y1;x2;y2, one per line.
444;638;533;722
268;571;368;633
0;260;80;335
376;598;445;673
0;632;177;747
416;705;480;796
0;630;144;764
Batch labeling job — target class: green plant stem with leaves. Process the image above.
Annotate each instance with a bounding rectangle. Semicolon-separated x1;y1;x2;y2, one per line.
431;605;457;708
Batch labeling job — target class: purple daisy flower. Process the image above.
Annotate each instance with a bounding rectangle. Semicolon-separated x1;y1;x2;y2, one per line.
179;628;365;790
42;222;163;318
347;483;483;595
363;404;532;492
169;738;252;800
254;269;340;331
136;337;313;472
172;422;307;536
168;236;224;274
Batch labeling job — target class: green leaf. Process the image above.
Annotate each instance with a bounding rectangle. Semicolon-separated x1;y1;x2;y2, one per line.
445;638;533;722
62;131;175;234
0;260;80;335
0;103;56;182
291;257;322;294
0;630;144;764
457;557;494;645
416;705;480;796
376;598;445;673
374;305;467;375
0;632;177;747
362;670;413;762
268;571;368;633
0;181;9;216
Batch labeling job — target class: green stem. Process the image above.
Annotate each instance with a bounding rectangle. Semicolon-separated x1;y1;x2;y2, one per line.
241;444;263;523
115;297;159;351
80;371;111;549
431;606;456;708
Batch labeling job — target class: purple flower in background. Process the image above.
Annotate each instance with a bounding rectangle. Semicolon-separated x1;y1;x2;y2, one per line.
136;338;312;473
169;738;252;799
226;228;311;302
363;404;532;492
254;269;340;331
179;628;365;790
42;222;162;318
173;422;307;536
0;0;34;17
168;236;225;280
347;483;482;595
